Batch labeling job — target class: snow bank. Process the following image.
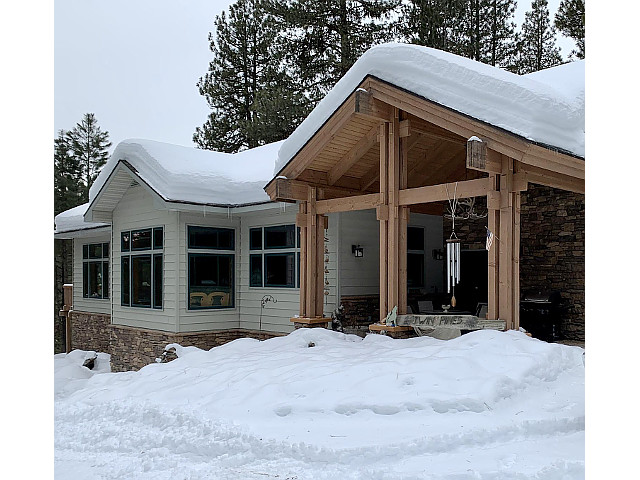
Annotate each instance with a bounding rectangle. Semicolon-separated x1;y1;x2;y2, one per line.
55;329;584;478
275;43;585;175
54;349;111;397
54;202;109;234
89;139;284;207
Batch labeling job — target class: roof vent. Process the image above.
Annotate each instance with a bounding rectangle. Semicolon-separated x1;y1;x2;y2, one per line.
130;180;139;187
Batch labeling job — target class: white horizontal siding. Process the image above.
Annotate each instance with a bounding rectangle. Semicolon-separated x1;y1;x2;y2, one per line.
112;184;178;332
72;232;111;315
336;210;445;297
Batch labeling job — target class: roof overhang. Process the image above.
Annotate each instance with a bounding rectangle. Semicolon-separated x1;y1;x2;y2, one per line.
265;75;585;200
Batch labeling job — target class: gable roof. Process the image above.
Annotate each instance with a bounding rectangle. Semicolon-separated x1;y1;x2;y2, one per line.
89;139;284;209
274;43;584;176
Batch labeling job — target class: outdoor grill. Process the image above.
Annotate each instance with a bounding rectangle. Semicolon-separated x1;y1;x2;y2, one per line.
520;290;564;342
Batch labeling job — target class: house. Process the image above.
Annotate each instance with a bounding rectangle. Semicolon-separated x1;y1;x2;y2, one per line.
54;44;584;371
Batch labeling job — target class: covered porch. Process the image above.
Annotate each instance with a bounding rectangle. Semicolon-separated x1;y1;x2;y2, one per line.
265;75;585;334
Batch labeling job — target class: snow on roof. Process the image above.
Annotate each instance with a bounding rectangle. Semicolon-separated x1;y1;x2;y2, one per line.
275;43;585;175
90;139;284;207
54;202;109;234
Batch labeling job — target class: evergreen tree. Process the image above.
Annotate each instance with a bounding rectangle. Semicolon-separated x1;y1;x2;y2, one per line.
270;0;399;101
194;0;309;152
398;1;516;68
554;0;584;59
67;113;111;201
398;1;466;55
54;129;83;216
516;0;563;73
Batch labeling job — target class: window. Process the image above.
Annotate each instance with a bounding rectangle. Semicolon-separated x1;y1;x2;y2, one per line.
188;226;235;309
249;225;300;288
121;227;163;308
407;226;425;288
83;242;109;299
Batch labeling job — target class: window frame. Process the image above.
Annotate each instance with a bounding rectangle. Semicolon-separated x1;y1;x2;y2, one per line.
248;225;300;289
187;225;236;310
120;227;163;309
82;242;110;300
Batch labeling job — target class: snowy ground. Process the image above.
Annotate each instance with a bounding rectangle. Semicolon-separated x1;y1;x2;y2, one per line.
54;329;584;479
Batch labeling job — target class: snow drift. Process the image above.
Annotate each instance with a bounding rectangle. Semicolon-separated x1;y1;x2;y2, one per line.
55;329;584;479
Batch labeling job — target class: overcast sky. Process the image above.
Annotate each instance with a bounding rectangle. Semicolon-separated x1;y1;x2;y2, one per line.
54;0;574;154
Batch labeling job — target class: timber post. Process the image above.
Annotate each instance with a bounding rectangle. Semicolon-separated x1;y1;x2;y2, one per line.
59;284;73;353
378;122;389;321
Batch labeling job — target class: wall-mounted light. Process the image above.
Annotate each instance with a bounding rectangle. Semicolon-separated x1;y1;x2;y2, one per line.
352;244;364;257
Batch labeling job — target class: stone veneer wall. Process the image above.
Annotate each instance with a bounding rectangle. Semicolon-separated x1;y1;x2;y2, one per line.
442;185;585;341
68;311;285;372
339;295;380;337
520;185;585;341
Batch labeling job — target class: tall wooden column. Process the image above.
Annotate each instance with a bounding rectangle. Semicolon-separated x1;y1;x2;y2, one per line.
497;155;522;330
302;186;327;319
487;174;500;322
378;122;389;321
398;113;409;315
298;202;307;317
387;108;401;314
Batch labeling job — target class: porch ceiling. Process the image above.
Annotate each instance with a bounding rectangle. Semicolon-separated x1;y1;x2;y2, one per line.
293;111;474;194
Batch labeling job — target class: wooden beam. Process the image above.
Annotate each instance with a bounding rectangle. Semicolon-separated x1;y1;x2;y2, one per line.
327;124;379;185
398;124;409;315
361;133;422;191
513;192;521;330
298;202;307;317
499;156;514;329
316;192;381;215
487;174;500;322
267;177;363;202
280;95;358;179
368;80;585;179
306;187;318;318
518;163;585;194
355;88;392;121
316;215;325;317
387;109;400;315
398;177;493;206
379;122;389;322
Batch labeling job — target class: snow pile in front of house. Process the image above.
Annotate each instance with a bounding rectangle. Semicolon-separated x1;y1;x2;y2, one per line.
89;139;284;207
54;349;111;397
54;202;109;234
275;43;585;175
55;329;584;479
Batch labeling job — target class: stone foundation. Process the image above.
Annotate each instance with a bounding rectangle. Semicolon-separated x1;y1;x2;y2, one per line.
69;311;112;354
339;295;380;337
68;311;285;372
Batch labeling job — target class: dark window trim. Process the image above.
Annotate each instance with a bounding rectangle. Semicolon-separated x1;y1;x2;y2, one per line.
248;225;301;289
120;227;163;309
82;242;109;299
187;252;235;310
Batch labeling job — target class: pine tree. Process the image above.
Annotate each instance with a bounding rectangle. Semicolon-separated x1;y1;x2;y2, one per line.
516;0;563;73
54;130;83;216
194;0;309;152
554;0;584;59
67;113;112;201
270;0;399;101
398;1;466;55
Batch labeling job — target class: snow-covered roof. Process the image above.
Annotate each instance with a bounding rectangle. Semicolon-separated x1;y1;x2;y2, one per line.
275;43;585;175
54;202;109;235
90;139;284;207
